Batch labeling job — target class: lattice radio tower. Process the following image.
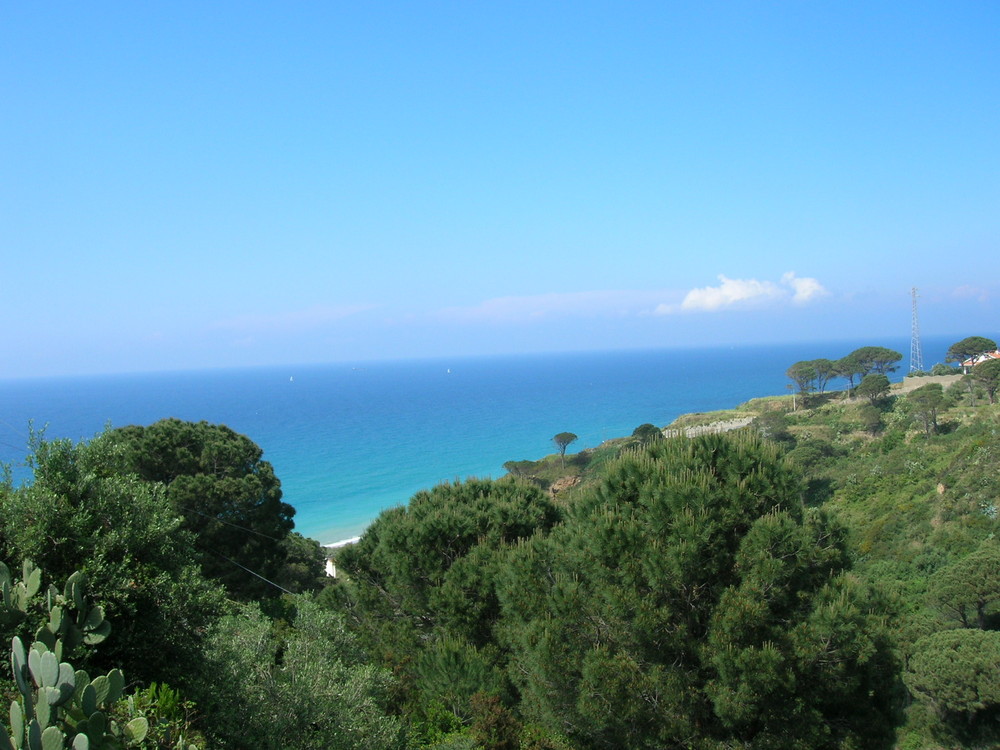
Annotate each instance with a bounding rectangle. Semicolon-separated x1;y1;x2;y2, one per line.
910;287;924;373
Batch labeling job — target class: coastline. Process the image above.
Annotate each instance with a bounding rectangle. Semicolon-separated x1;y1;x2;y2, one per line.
316;371;966;548
325;535;361;549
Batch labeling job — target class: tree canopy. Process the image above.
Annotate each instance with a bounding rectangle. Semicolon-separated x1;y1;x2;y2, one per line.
946;336;997;363
971;359;1000;404
856;373;891;406
104;419;298;599
0;430;401;749
928;539;1000;629
836;352;866;390
631;423;663;444
850;346;903;376
907;382;945;436
904;629;1000;734
498;433;896;749
811;357;837;392
552;432;578;467
337;478;561;727
786;360;817;396
204;599;405;749
0;434;226;685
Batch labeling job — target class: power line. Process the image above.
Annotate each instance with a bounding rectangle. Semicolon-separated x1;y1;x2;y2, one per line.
174;504;286;542
205;549;294;595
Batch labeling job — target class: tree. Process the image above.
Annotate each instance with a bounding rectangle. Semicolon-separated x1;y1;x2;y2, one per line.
470;693;522;750
752;411;792;444
105;419;299;600
836;353;866;394
274;531;329;594
856;373;891;406
340;479;559;649
908;382;945;436
946;336;998;364
503;460;537;478
850;346;903;376
904;629;1000;731
203;599;405;749
928;540;1000;629
786;360;817;404
0;434;226;686
500;433;896;749
971;359;1000;404
630;423;663;444
552;432;578;468
811;358;837;393
337;479;560;726
959;373;981;406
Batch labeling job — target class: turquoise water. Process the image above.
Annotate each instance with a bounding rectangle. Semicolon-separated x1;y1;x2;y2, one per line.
0;337;952;544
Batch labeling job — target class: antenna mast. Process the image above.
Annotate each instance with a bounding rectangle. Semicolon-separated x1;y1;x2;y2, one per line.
910;287;924;373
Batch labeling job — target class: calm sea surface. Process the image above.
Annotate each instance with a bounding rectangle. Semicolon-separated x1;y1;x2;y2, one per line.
0;337;954;544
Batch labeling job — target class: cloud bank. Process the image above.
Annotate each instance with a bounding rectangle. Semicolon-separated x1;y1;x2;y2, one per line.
436;273;828;325
656;272;828;314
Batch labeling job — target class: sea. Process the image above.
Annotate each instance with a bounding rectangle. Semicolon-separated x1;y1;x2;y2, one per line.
0;336;955;545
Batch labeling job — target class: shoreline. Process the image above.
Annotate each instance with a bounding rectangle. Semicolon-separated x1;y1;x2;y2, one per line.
324;535;361;549
314;372;966;550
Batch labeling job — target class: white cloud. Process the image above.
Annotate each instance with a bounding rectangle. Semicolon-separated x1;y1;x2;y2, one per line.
425;275;830;324
679;275;783;312
781;272;828;304
657;272;828;314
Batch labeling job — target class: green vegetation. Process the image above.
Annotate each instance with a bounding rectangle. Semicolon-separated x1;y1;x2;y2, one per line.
4;342;1000;747
856;372;891;406
945;335;997;363
908;383;945;436
630;423;663;444
786;360;817;397
972;359;1000;403
499;434;895;749
787;346;902;404
0;560;201;749
0;424;397;749
551;432;577;468
837;351;866;392
851;345;904;375
105;419;304;600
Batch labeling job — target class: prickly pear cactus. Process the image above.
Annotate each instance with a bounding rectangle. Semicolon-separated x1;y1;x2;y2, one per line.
0;564;162;750
0;563;110;660
3;633;151;749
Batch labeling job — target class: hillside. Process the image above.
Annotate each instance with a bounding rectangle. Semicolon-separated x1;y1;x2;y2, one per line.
489;370;1000;748
2;366;997;748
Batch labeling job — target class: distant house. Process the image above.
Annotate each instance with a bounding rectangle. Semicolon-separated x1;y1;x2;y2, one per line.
961;350;1000;374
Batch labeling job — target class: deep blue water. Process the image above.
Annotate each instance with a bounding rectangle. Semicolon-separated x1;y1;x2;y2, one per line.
0;337;954;544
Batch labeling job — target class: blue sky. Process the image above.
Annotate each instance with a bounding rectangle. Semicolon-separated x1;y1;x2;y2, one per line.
2;2;998;378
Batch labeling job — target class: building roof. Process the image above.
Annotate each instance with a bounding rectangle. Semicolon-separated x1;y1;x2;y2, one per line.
961;350;1000;368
